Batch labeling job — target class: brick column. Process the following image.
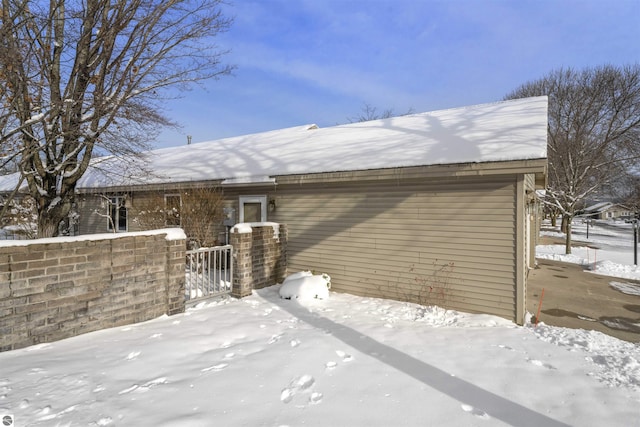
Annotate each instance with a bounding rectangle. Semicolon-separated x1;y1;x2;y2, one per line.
230;227;253;298
276;224;288;282
165;238;186;315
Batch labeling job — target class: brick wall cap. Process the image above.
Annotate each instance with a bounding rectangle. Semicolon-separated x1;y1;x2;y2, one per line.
0;228;186;248
231;222;280;238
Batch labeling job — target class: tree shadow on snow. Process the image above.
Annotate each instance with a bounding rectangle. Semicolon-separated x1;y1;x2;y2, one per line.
270;295;569;427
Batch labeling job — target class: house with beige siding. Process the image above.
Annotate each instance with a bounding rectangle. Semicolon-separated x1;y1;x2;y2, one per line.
71;96;547;324
582;202;632;220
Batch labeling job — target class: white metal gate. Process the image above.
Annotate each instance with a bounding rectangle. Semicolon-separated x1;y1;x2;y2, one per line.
185;245;233;301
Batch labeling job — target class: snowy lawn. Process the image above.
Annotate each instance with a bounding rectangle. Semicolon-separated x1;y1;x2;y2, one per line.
1;218;639;426
1;282;639;426
537;219;640;281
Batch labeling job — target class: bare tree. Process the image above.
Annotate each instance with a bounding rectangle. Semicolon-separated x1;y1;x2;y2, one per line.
347;103;414;123
505;64;640;253
180;186;224;248
0;0;233;237
622;174;640;214
131;192;166;231
132;186;224;247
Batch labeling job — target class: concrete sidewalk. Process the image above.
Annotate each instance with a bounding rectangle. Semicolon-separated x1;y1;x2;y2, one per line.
527;250;640;343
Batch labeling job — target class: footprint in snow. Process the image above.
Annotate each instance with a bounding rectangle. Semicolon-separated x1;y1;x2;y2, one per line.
325;361;337;369
0;380;10;399
0;383;11;397
118;377;167;395
95;416;113;426
527;358;556;370
497;344;515;351
280;388;295;403
309;392;323;404
201;363;228;372
294;374;315;390
461;404;490;420
126;351;141;360
268;334;283;344
280;375;317;404
336;350;354;362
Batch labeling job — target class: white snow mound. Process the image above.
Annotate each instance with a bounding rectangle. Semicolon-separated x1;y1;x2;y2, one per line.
279;272;331;300
282;270;314;283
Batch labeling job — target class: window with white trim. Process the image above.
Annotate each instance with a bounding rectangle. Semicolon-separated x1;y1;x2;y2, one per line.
239;195;267;223
108;196;128;232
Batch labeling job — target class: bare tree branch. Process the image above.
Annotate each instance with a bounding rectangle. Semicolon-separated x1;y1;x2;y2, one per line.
505;64;640;253
0;0;233;236
347;103;414;123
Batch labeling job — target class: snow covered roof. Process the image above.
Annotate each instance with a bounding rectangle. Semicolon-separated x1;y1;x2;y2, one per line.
584;202;614;213
0;173;22;193
583;202;629;213
1;97;548;191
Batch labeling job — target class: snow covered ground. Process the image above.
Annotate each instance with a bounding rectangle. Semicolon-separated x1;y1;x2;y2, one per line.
537;218;640;281
0;219;639;426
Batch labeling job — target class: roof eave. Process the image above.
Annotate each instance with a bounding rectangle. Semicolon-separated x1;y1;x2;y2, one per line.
273;158;548;186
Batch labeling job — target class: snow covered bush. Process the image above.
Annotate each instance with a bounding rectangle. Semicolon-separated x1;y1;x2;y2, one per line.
0;195;37;238
279;271;331;300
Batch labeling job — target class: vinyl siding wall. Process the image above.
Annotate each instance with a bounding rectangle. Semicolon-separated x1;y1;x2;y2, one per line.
75;163;543;323
77;194;111;235
77;192;148;235
269;176;519;320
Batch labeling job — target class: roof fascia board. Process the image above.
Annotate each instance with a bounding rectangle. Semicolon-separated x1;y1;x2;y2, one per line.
76;179;225;194
274;159;548;186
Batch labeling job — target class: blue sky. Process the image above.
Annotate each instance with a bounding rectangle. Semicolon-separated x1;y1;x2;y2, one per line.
154;0;640;148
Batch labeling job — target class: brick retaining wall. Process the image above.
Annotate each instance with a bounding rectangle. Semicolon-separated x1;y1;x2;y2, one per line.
0;229;186;352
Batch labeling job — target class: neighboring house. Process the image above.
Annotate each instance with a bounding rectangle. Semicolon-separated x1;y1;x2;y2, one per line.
582;202;632;220
2;97;549;324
